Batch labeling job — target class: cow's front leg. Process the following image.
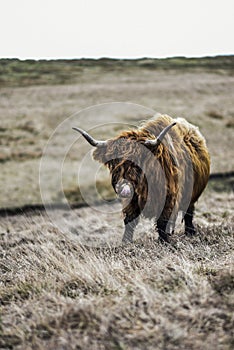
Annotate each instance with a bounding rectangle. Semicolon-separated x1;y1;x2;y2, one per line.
156;218;171;243
121;192;141;244
122;214;139;243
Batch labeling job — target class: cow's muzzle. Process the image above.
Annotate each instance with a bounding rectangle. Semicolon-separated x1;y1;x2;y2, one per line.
116;180;133;198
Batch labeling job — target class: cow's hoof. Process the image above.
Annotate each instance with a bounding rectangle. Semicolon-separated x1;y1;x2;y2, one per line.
122;238;133;245
185;227;196;236
158;234;171;244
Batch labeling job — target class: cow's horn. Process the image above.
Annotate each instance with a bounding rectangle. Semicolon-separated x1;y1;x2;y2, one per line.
144;122;176;146
72;127;107;147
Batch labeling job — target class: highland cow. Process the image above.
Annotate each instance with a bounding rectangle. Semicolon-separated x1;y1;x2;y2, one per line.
73;114;210;243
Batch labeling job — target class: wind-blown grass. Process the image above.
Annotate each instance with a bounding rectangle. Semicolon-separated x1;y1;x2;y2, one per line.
0;212;233;349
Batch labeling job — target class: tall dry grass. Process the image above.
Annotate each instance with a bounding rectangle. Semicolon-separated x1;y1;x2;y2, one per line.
0;209;233;350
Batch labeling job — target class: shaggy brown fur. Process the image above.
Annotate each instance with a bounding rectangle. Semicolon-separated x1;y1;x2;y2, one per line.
93;114;210;243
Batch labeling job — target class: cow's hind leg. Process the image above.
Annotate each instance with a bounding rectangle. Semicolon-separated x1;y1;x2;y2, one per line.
184;204;196;236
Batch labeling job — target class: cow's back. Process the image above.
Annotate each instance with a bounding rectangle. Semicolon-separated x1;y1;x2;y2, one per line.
175;117;210;203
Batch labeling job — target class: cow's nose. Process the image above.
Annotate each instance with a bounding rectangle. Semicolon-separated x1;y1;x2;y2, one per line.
116;181;132;198
119;184;132;198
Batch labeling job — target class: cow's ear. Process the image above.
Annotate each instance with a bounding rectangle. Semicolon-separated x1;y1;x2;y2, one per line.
143;122;176;148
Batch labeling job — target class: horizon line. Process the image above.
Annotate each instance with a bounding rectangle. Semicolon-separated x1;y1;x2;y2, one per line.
0;53;234;61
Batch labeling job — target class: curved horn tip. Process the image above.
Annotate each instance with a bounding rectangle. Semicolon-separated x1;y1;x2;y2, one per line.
157;121;177;141
72;126;107;147
144;121;177;147
72;127;82;132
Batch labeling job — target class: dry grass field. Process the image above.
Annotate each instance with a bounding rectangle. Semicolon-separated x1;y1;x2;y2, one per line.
0;57;234;349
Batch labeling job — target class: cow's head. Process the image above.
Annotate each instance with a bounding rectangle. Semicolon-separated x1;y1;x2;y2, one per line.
73;123;176;201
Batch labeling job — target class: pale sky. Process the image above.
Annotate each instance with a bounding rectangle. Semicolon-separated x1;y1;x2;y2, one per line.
1;0;233;59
